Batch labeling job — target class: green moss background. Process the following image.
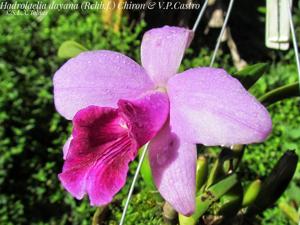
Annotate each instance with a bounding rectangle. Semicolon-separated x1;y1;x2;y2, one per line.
0;1;300;225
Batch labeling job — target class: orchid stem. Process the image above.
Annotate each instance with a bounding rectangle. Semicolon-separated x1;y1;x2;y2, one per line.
259;82;299;106
192;0;209;32
210;0;235;67
92;207;107;225
119;143;149;225
287;0;300;90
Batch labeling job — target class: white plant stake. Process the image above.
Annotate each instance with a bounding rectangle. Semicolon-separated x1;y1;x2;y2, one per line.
287;0;300;88
193;0;209;32
266;0;292;50
119;144;149;225
210;0;235;67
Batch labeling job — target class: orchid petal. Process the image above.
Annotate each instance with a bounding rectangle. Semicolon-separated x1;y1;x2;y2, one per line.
149;122;196;215
54;50;154;120
119;91;169;146
63;136;72;160
59;92;169;205
141;26;193;86
167;67;272;146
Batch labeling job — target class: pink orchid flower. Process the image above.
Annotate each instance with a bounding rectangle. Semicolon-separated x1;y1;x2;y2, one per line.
53;26;272;215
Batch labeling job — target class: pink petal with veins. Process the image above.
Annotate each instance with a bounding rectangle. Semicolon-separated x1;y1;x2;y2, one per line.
59;92;169;205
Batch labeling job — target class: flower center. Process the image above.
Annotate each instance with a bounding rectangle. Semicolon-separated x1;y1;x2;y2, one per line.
119;118;129;129
156;86;167;93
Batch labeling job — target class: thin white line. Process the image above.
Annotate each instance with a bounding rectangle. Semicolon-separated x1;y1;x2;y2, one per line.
287;0;300;88
119;143;149;225
210;0;235;67
192;0;209;32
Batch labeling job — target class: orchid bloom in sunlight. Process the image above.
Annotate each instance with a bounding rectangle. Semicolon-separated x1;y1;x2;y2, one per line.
53;26;272;215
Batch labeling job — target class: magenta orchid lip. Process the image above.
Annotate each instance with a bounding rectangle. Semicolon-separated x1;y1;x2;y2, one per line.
53;26;272;216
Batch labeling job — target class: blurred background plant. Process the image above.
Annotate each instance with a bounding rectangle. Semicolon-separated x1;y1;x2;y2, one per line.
0;0;300;224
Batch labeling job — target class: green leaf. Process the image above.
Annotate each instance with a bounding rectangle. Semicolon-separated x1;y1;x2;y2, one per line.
205;158;224;188
196;156;208;193
139;146;155;189
233;63;268;89
242;179;261;207
206;147;243;189
179;174;238;225
218;182;243;217
58;40;88;59
259;82;299;107
279;202;299;224
247;151;298;215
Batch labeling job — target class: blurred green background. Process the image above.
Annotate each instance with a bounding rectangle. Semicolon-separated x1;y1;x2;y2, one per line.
0;0;300;224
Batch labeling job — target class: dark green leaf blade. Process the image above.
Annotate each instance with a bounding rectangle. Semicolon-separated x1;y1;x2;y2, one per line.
259;82;299;106
247;151;298;215
233;63;268;89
